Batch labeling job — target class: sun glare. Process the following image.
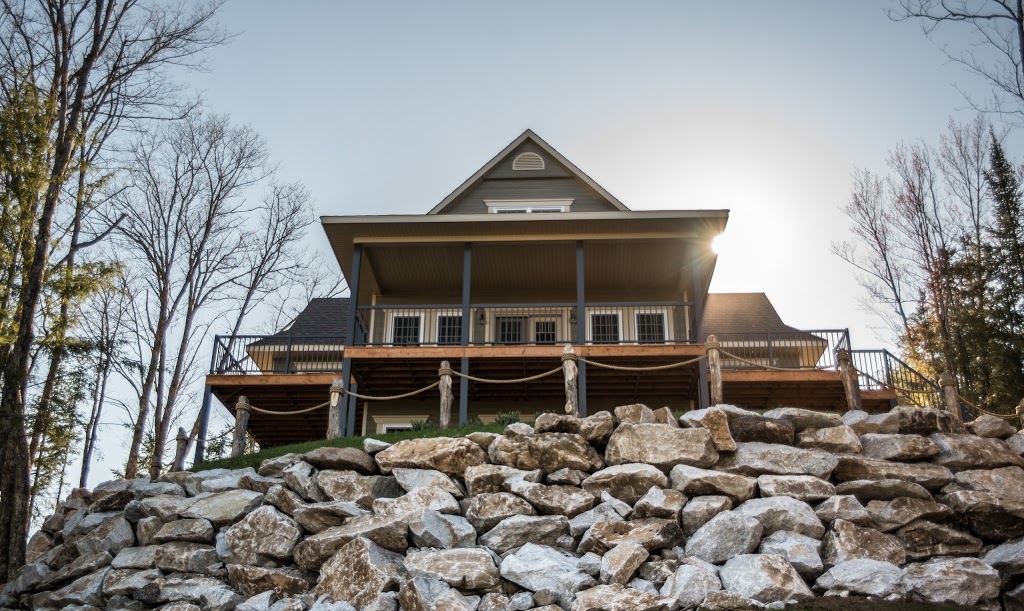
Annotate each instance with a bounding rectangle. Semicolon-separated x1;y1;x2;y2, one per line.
711;234;723;254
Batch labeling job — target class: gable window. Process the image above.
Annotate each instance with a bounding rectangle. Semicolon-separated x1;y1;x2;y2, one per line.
590;313;621;344
485;198;573;214
391;315;421;345
436;314;462;345
512;152;545;171
636;312;667;343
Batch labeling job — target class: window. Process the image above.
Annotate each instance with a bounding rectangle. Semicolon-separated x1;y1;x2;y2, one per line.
636;312;667;343
485;198;573;213
512;152;545;170
436;314;462;345
590;313;620;344
383;424;414;433
391;316;421;345
492;206;565;213
495;316;526;343
535;320;557;344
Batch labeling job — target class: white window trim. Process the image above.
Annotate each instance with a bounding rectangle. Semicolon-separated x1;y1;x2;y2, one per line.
372;414;430;435
434;310;463;345
484;198;574;213
385;311;423;345
586;309;622;344
634;308;673;344
531;316;560;343
484;307;571;344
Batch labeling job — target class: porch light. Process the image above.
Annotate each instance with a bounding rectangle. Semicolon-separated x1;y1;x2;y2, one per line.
477;309;486;325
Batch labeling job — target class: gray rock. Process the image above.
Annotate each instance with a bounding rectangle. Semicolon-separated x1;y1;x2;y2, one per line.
535;413;581;434
796;425;862;454
652;406;680;427
409;509;476;549
833;478;933;501
659;562;722;609
897;519;982;561
684;510;762;564
264;484;306;516
681;495;733;537
466;431;499;450
941;465;1024;496
124;494;198;523
293;513;410;570
600;490;633;517
681;407;736;452
939;489;1024;540
757;530;823;579
373;486;461;517
670;464;757;502
74;514;135;558
579;552;602;576
864;496;952;532
715;442;838;478
2;562;52;596
30;567;110;609
506;480;595;517
180;488;264;527
761;407;843;432
153;518;214;544
633;488;686;521
377;437;489;478
363;438;391;453
136;515;163;546
393;467;466;499
314;537;405;609
478;514;569;554
464;492;537;532
238;591;278;611
303;446;377;474
728;415;795;445
832;455;953;489
843;410;900;435
317;471;403;509
902;557;1001;608
226;564;315;598
153;541;218;573
822;519;905;567
572;583;673;610
814;559;903;597
579;411;616;445
605;424;718;470
405;547;501;591
190;468;259;494
719;554;814;603
756;475;834;502
488;432;603;475
698;590;765;610
238;473;282;494
499;543;596;608
732;496;824;539
891;405;967;435
138;573;243;611
615;403;655;423
982;536;1024;586
102;567;162;598
111;546;159;569
581;518;683;555
223;505;302;564
930;432;1024;471
292;500;368;533
600;542;649;585
860;433;939;461
568;502;624;537
478;592;511;611
505;421;534;436
282;461;325;502
546;468;588;486
464;464;543;496
813;495;872;526
582;464;668;504
40;550;111;591
1008;433;1024;456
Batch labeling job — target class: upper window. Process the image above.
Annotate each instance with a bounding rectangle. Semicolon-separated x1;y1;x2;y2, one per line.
484;198;573;214
590;313;621;344
512;152;545;171
636;312;667;343
391;316;421;345
436;314;462;346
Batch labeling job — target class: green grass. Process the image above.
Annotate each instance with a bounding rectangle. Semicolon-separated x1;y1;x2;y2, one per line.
193;422;507;471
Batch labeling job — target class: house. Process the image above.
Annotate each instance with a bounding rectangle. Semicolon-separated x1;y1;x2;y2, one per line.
198;130;934;456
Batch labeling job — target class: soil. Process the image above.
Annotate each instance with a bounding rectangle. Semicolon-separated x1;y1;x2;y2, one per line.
791;598;970;610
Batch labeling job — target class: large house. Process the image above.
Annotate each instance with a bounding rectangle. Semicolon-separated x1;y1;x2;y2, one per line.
197;131;938;455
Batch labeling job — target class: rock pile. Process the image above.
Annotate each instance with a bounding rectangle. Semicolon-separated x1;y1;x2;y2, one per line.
3;404;1024;610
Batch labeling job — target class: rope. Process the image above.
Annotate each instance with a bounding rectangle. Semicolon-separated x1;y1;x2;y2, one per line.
246;401;330;415
447;366;564;384
717;349;827;372
956;393;1020;420
577;354;707;372
344;381;441;401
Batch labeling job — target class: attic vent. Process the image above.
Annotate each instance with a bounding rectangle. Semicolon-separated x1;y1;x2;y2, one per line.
512;152;545;171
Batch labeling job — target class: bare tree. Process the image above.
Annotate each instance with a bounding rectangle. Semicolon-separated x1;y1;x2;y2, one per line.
892;0;1024;121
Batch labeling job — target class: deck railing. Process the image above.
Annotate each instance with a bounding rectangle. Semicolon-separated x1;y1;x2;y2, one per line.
849;349;943;409
210;334;345;374
713;329;851;370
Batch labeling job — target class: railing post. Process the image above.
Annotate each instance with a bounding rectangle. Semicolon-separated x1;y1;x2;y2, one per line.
563;344;579;416
766;332;775;368
231;396;251;458
172;427;188;472
939;369;962;421
327;377;344;439
210;335;220;373
706;335;723;406
837;349;862;412
439;360;453;429
194;384;213;466
882;352;897;409
284;334;293;373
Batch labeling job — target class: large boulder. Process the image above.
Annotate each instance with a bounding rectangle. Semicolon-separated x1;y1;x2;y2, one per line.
569;502;624;537
376;437;489;478
762;407;843;432
30;567;110;609
902;557;1001;608
892;406;967;435
579;411;616;445
843;410;900;435
756;475;834;502
582;464;668;504
684;511;762;564
409;509;476;550
604;424;718;471
718;554;814;603
727;415;794;445
293;513;410;569
659;562;722;609
373;486;461;517
572;583;672;611
715;442;838;478
223;505;302;565
832;455;953;489
478;515;569;554
968;414;1018;439
292;500;367;533
464;492;537;532
283;461;326;502
833;478;932;501
896;519;982;560
153;541;218;573
303;447;378;474
499;543;596;608
489;433;603;474
681;496;733;537
669;464;757;502
982;537;1024;587
941;465;1024;496
226;564;314;598
929;433;1024;471
392;468;467;499
814;559;903;598
796;425;862;454
860;433;939;461
317;471;403;509
940;490;1024;540
615;403;655;423
599;542;650;585
732;496;825;539
180;489;264;527
814;495;873;527
405;547;501;591
507;481;595;517
758;530;823;579
679;407;736;452
315;537;405;609
864;496;952;532
464;464;543;496
581;518;683;554
633;488;686;521
821;519;905;567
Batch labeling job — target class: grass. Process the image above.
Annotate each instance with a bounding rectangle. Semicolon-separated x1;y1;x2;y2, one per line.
193;422;507;471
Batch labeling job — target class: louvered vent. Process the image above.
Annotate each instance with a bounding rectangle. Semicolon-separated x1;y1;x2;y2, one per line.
512;152;545;171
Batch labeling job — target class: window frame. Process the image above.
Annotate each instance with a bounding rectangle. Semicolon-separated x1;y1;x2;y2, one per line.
634;309;670;344
434;311;463;346
386;312;423;346
587;310;622;344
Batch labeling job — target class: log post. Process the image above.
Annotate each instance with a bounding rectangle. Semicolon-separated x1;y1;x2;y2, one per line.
939;369;962;421
439;360;453;429
837;349;863;412
231;396;251;458
327;377;344;439
706;335;723;406
171;427;188;472
563;344;579;416
1016;398;1024;430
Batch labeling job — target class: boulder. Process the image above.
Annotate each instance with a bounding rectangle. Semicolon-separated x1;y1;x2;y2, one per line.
832;455;953;489
409;509;476;549
659;561;722;609
728;415;795;445
258;453;302;477
376;437;489;478
39;550;111;590
264;484;306;516
315;537;405;609
292;500;368;533
982;536;1024;586
478;515;570;554
547;467;589;486
30;567;110;609
600;542;649;585
897;519;982;560
652;406;679;427
579;411;616;445
758;530;823;579
405;547;500;591
1008;433;1024;456
940;490;1024;540
373;486;461;517
582;518;683;554
464;464;543;496
684;511;762;564
681;407;736;452
864;496;952;532
123;494;197;523
73;514;135;558
902;557;1001;608
153;541;218;573
843;410;900;435
632;488;686;521
399;573;474;610
283;461;325;502
572;583;672;611
698;590;764;611
293;513;410;570
3;562;52;596
102;567;162;598
814;559;903;598
821;519;905;567
152;518;214;544
1004;581;1024;611
186;468;257;494
762;407;843;432
499;543;596;608
796;425;863;454
568;502;624;537
601;490;633;517
489;432;602;475
941;465;1024;496
615;403;655;423
507;481;595;517
392;468;466;499
833;478;932;501
582;464;668;504
930;432;1024;471
464;492;537;532
303;446;377;474
364;438;391;453
669;464;757;502
237;472;281;494
756;475;834;502
732;496;825;538
466;431;498;450
718;554;814;603
136;515;163;546
226;564;314;598
223;505;302;564
859;433;939;461
110;545;159;569
135;573;243;611
181;489;264;527
681;495;733;537
715;442;838;478
535;413;582;434
317;471;404;509
813;495;872;526
892;405;967;435
606;424;718;471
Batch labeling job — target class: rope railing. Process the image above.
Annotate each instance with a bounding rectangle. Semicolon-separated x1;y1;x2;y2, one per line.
576;354;707;372
717;349;829;372
955;393;1021;421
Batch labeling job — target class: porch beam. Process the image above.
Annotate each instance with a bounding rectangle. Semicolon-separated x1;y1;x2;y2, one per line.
353;232;698;245
576;240;587;416
194;384;212;466
339;243;362;437
691;243;710;409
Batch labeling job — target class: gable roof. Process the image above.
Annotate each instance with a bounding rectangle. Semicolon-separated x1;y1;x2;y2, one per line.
701;293;805;337
428;129;629;214
252;298;350;345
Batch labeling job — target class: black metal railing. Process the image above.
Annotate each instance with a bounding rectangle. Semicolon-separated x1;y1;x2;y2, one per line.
849;349;943;408
352;302;695;347
210;334;345;374
714;329;851;370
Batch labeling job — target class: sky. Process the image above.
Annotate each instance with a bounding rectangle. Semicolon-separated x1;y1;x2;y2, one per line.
83;1;1016;484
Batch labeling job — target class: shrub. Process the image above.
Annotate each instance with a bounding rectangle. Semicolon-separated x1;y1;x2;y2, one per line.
410;419;431;432
495;411;521;427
